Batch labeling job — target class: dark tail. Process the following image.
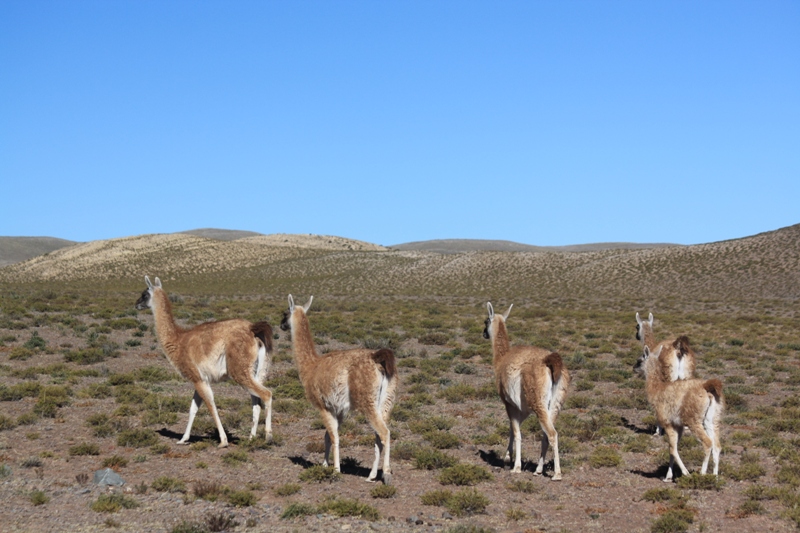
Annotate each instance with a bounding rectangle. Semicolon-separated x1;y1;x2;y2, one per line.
703;378;724;403
251;321;274;353
673;335;692;358
372;348;396;379
543;352;564;383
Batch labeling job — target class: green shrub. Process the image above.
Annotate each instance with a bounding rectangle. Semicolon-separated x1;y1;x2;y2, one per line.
117;429;158;448
370;484;397;498
317;496;379;521
414;448;459;470
273;483;301;496
91;493;140;513
507;479;539;494
280;502;317;519
299;465;341;483
23;331;47;351
589;445;622;468
151;476;186;493
421;489;452;506
227;489;257;507
102;455;129;469
445;488;489;517
30;489;49;506
9;346;34;360
424;430;461;449
69;443;100;456
221;450;249;467
193;480;224;501
439;464;492;486
675;473;725;491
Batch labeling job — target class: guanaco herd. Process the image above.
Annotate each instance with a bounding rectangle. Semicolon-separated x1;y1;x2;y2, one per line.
135;276;725;485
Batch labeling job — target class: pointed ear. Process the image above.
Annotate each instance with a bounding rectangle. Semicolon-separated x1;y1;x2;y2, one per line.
288;294;295;312
486;302;494;320
635;312;642;326
154;277;162;289
503;304;513;320
653;345;663;358
302;296;313;313
648;313;654;326
145;276;153;289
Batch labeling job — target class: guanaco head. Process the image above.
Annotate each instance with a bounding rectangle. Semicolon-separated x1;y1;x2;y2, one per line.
635;312;654;342
482;302;513;340
135;276;162;310
633;344;662;378
279;294;313;332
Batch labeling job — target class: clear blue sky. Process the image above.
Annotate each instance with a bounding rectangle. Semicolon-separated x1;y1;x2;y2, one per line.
2;1;798;246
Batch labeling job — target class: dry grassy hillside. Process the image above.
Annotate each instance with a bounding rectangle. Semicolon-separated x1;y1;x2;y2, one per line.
1;225;797;304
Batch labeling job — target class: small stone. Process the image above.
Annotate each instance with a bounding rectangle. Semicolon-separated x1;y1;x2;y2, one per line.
442;512;453;520
415;519;423;525
93;468;124;486
341;525;351;530
407;516;417;524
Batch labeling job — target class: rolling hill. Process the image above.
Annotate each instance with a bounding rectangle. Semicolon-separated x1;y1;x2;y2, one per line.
1;224;798;304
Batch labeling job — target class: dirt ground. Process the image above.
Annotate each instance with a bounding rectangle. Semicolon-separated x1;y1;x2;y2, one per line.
1;303;799;533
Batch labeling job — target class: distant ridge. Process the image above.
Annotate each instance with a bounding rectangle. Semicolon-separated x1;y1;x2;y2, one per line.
0;236;78;267
390;239;680;254
180;228;263;241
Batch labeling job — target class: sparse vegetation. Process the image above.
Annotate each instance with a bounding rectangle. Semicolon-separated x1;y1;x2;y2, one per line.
2;228;800;531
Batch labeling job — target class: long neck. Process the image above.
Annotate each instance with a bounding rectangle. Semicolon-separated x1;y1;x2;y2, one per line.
290;310;319;377
641;324;656;350
150;290;182;362
491;319;511;367
644;358;669;401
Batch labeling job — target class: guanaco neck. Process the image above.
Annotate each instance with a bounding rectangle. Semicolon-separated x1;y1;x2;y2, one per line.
491;319;511;367
150;290;183;361
290;310;319;380
641;323;656;351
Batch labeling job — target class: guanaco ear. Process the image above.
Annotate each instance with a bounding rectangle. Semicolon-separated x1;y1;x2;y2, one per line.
154;277;162;289
653;345;663;358
648;313;654;326
643;345;651;358
503;304;513;320
486;302;494;320
288;294;295;313
145;276;153;289
302;296;313;313
635;312;642;326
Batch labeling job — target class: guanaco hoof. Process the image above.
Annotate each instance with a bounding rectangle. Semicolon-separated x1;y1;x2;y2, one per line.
382;472;393;486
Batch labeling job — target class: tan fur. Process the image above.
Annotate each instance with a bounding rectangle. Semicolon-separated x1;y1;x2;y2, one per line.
636;345;723;481
135;276;273;447
483;303;570;480
280;295;397;483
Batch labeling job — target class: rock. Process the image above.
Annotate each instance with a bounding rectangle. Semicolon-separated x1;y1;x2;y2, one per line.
442;512;453;520
407;516;417;524
93;468;124;486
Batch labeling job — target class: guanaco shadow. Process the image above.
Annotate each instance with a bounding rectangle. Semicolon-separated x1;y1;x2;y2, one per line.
288;455;373;478
621;416;655;435
630;464;671;479
478;449;554;474
157;428;241;445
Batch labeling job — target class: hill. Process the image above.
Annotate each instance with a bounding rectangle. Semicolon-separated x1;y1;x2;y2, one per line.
0;236;78;267
390;239;679;254
1;224;798;304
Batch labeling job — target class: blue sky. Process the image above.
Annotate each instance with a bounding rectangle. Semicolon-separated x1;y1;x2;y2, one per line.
1;1;798;246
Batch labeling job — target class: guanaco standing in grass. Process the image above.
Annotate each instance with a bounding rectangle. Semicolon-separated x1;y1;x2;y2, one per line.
280;295;397;483
135;276;273;447
636;312;697;435
634;339;723;482
483;302;570;480
636;312;696;382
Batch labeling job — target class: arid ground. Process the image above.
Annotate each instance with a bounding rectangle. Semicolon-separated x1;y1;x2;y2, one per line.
1;227;799;533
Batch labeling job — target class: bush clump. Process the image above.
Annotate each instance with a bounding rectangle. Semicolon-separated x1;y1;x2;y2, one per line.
439;464;492;486
299;465;341;483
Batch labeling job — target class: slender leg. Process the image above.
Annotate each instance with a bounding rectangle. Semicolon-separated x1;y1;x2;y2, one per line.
541;417;560;481
320;411;340;471
179;390;204;444
366;412;391;483
194;381;227;448
250;395;262;439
